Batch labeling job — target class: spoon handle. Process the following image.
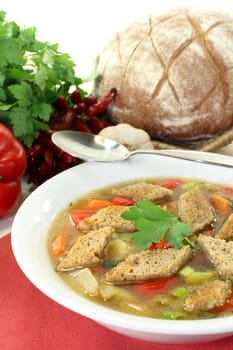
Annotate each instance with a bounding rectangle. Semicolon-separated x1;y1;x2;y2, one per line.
131;149;233;168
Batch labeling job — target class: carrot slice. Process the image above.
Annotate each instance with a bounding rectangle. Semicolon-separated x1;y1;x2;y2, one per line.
50;233;68;257
209;194;232;212
81;199;111;210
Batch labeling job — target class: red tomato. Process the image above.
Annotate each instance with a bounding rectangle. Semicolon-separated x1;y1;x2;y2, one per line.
0;123;27;218
0;180;21;218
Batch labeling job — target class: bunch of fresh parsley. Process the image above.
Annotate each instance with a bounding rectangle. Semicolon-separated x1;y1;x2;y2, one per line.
121;200;191;250
0;11;86;147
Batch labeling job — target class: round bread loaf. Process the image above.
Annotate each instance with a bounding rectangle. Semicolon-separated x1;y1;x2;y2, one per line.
96;8;233;140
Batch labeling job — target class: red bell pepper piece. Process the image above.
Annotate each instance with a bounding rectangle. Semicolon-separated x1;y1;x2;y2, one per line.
156;178;182;189
112;197;135;206
70;209;95;225
133;277;178;297
0;123;27;218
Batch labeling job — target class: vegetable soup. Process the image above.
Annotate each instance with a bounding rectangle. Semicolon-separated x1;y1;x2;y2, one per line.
48;177;233;320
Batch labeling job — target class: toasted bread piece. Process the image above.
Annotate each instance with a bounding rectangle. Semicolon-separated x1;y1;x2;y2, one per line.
104;245;192;284
57;227;113;271
77;205;135;232
178;186;215;234
184;279;232;312
198;234;233;281
163;200;179;217
112;182;173;202
216;213;233;240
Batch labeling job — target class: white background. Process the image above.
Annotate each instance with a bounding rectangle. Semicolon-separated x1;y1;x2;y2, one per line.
1;0;233;78
1;0;233;236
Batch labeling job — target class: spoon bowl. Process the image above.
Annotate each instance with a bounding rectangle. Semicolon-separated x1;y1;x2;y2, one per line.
52;130;233;167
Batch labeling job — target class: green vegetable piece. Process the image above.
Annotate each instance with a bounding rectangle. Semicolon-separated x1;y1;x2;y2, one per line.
121;200;191;250
179;266;194;278
161;310;184;320
102;259;120;269
170;286;189;298
185;271;219;285
181;181;197;190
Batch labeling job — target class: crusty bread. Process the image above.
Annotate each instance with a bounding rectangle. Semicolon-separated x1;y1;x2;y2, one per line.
216;213;233;240
77;205;135;232
96;8;233;140
184;279;232;312
198;234;233;281
112;181;173;202
57;227;113;271
104;245;192;284
178;186;215;233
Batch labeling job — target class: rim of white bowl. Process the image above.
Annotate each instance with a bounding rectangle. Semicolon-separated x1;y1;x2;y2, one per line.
11;155;233;337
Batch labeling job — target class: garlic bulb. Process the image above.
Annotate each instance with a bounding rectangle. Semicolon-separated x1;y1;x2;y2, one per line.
99;123;154;151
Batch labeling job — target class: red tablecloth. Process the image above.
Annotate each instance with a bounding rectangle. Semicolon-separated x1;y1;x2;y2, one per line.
1;233;233;350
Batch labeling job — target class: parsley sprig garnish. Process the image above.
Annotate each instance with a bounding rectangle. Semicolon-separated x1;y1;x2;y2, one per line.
0;11;86;147
121;200;191;250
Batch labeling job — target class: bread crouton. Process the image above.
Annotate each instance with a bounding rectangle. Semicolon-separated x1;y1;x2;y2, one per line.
178;186;215;234
216;213;233;240
163;200;179;217
104;245;192;284
184;279;232;312
56;227;113;271
198;234;233;281
112;181;173;202
77;205;135;232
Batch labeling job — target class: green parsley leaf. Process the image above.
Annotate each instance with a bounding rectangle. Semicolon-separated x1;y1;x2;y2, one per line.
121;200;191;250
0;11;87;146
8;82;33;106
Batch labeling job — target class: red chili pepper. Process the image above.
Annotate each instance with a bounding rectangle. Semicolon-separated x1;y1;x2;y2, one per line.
72;117;92;133
86;88;117;117
70;90;82;104
0;123;27;218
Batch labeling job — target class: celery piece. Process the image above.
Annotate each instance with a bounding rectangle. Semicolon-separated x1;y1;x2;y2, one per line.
179;266;194;278
185;271;219;285
162;310;184;320
171;286;189;298
181;181;197;190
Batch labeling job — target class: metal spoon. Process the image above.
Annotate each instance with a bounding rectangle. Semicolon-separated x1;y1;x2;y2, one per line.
51;130;233;167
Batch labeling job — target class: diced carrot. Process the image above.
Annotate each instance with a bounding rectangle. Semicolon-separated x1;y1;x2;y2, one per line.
50;232;68;257
209;194;232;212
81;199;112;210
70;209;95;225
112;196;135;206
156;179;182;189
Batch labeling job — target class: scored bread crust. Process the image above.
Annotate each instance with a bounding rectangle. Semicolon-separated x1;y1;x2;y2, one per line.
96;8;233;140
